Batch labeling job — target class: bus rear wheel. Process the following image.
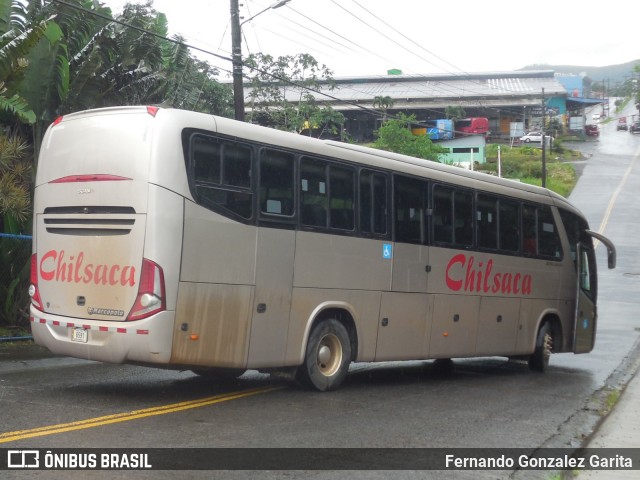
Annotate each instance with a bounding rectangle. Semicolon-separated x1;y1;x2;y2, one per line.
528;322;552;372
297;318;351;391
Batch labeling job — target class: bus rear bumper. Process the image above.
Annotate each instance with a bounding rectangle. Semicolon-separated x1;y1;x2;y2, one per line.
29;306;174;365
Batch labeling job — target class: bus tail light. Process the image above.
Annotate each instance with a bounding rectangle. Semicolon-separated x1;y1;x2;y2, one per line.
29;254;44;310
127;259;166;321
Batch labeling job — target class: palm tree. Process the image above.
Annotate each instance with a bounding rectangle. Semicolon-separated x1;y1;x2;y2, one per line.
0;0;45;124
373;95;394;122
0;133;31;226
0;133;32;328
7;0;233;155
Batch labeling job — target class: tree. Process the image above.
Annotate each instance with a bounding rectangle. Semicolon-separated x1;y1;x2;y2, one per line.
445;105;466;120
244;52;336;131
15;0;116;156
152;33;233;116
0;133;32;328
298;92;345;139
373;113;446;161
0;0;48;124
0;133;31;226
16;0;233;159
373;95;393;122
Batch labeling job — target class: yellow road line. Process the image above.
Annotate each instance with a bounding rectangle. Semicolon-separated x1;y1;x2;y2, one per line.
0;385;282;444
593;144;640;249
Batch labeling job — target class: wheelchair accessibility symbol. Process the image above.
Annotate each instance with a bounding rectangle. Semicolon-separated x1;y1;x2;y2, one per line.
383;243;393;259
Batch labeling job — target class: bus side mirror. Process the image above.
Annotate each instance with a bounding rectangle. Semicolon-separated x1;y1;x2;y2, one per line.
586;230;616;269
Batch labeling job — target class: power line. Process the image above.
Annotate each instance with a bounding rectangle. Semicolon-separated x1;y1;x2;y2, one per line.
329;0;452;74
48;0;396;122
349;0;471;76
49;0;551;131
223;0;550;117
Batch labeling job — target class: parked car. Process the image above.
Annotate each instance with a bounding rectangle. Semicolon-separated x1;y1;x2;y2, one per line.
520;131;542;143
630;122;640;134
617;117;628;131
585;124;599;136
592;113;602;121
520;132;553;144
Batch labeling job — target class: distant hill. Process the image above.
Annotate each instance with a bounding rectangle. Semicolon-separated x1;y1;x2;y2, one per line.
521;60;639;84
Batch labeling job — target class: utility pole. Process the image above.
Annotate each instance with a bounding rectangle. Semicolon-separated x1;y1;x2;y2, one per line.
541;88;546;189
230;0;291;122
230;0;244;121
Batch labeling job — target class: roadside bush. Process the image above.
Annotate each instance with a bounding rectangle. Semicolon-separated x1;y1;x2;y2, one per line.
478;143;577;198
519;145;538;156
0;236;31;328
551;139;565;155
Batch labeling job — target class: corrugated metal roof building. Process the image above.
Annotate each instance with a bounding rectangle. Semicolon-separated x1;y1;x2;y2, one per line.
244;70;570;141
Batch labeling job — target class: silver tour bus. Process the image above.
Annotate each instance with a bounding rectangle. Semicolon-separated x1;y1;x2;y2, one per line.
29;106;615;391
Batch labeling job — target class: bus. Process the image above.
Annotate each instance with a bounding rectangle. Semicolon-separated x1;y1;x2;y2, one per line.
29;106;616;391
456;117;490;136
423;119;454;141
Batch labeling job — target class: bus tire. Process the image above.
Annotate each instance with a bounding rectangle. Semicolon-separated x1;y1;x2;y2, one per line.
528;322;552;372
297;318;351;391
191;368;246;381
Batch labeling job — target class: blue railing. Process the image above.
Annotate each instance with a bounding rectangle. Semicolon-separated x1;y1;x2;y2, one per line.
0;233;32;240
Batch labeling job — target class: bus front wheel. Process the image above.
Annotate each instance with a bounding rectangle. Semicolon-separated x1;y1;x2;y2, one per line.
528;322;552;372
297;318;351;391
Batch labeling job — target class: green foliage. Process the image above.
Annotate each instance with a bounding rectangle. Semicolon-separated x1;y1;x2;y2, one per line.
298;95;346;139
373;113;446;161
244;52;336;132
0;86;35;123
0;234;31;327
373;95;393;110
445;105;465;120
8;0;233;159
0;0;49;125
0;134;31;223
0;132;32;329
551;138;565;154
478;146;577;197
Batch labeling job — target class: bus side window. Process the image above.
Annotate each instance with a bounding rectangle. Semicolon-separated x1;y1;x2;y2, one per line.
498;199;520;253
579;247;596;299
300;157;328;228
522;204;537;255
433;185;453;244
223;143;252;188
192;135;221;184
538;206;563;259
453;189;473;247
329;165;355;230
189;134;253;220
394;175;428;245
260;149;295;218
559;208;589;265
477;194;498;250
360;170;388;236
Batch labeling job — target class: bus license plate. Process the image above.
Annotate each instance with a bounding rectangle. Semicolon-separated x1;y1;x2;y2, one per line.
71;327;88;343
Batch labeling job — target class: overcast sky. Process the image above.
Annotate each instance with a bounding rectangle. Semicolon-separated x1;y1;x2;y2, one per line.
105;0;638;80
